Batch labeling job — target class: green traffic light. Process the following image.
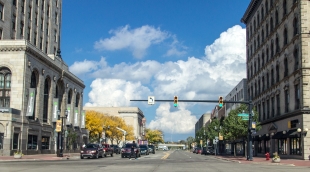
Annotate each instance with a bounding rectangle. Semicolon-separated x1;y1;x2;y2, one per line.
174;103;178;107
219;104;223;107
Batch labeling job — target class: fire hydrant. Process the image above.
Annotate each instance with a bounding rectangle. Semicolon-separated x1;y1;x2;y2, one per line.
265;152;270;160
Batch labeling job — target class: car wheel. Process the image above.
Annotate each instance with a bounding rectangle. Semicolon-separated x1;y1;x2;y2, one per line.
104;154;107;157
80;156;84;159
111;153;113;157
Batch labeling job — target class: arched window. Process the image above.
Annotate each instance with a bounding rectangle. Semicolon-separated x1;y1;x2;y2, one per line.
275;10;279;25
266;48;269;61
68;89;72;104
257;14;260;24
0;67;11;107
271;68;274;85
294;48;299;70
75;93;80;107
254;20;256;30
270;17;274;31
265;2;268;14
267;72;270;88
258;35;260;46
262;30;264;42
261;7;264;19
43;78;50;123
251;65;253;77
271;41;274;57
283;28;288;45
266;24;269;36
276;65;280;82
293;17;298;35
258;55;261;69
254;62;257;73
262;52;265;66
29;71;37;119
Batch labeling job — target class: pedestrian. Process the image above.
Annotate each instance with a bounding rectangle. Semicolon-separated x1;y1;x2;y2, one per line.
129;141;137;160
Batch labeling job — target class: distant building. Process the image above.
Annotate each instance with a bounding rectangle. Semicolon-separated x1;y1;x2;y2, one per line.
195;113;210;137
225;78;248;116
83;107;145;142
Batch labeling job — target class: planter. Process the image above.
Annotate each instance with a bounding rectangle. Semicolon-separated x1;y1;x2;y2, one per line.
14;154;22;159
272;158;280;163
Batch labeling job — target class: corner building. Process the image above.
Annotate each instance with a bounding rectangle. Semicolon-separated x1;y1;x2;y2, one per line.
242;0;310;160
0;0;86;156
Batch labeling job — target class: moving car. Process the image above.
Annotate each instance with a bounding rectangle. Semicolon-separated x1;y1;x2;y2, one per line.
121;143;141;158
139;145;149;155
80;143;103;159
111;144;121;154
148;145;156;154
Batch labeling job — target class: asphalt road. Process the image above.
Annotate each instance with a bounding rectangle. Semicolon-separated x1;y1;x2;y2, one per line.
0;150;309;172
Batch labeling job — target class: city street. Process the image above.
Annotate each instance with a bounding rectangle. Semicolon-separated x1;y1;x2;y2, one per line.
0;150;309;172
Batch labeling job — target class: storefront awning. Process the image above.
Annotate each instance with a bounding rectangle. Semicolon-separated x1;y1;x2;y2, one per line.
272;131;284;139
287;129;299;138
260;134;270;140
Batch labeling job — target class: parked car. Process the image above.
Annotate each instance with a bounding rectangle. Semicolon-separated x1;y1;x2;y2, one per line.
148;145;156;154
193;147;197;153
139;145;150;155
121;143;141;158
80;143;103;159
111;144;121;154
196;148;202;154
101;144;114;157
203;146;214;155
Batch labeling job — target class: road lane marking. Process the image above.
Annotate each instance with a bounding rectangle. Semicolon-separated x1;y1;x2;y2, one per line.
161;152;170;159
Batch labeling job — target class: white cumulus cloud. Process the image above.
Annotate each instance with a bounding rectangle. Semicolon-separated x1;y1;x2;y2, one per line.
94;25;169;59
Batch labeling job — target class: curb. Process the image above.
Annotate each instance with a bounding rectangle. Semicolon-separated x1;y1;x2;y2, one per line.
214;157;295;166
0;156;80;162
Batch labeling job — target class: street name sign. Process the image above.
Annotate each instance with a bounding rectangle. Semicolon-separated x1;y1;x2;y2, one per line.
148;96;155;105
238;113;249;117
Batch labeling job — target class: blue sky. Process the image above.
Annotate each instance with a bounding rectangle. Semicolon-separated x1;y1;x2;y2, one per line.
61;0;250;142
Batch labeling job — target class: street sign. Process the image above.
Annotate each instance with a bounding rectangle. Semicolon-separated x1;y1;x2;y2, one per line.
238;113;249;117
213;139;218;144
148;96;155;105
215;136;219;140
242;116;249;120
252;122;256;129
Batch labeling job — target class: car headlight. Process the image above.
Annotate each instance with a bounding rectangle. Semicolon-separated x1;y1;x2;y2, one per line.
80;151;84;153
91;150;96;153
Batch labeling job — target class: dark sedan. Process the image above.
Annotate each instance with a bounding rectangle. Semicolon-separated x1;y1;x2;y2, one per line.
80;143;103;159
121;143;141;158
139;145;149;155
148;145;155;154
111;144;121;154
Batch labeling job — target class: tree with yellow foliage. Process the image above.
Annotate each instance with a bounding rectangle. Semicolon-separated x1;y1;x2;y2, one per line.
145;128;164;144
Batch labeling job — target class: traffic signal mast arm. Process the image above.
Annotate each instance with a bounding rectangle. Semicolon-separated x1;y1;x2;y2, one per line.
130;99;251;104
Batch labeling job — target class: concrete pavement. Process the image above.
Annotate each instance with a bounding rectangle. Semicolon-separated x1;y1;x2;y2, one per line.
0;153;80;162
212;155;310;167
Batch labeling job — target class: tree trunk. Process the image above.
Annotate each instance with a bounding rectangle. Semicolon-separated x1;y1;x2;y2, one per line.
234;142;236;157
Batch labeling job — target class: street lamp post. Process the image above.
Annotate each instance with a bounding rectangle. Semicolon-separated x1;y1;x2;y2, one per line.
102;126;110;143
57;110;68;157
214;126;221;155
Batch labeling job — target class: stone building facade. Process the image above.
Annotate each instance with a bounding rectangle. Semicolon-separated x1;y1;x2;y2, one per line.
83;107;146;144
225;78;248;116
242;0;310;160
0;0;86;156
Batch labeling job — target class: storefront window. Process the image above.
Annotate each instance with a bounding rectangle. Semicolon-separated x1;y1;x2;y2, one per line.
0;133;3;149
13;133;19;149
290;137;301;155
236;143;244;154
264;140;270;153
258;140;262;153
27;135;37;150
278;138;287;155
41;136;50;150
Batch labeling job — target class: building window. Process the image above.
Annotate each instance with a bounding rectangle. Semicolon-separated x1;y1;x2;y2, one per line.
266;72;269;88
55;12;58;24
255;82;257;97
285;89;289;113
35;13;38;25
75;94;80;107
68;89;72;104
20;22;24;38
13;133;19;149
34;32;37;45
266;99;270;119
276;94;280;116
270;17;274;31
41;136;50;150
258;80;261;94
258;56;261;69
47;5;50;17
264;139;270;153
271;97;275;117
283;28;288;45
265;1;268;13
21;0;25;13
262;101;266;120
284;58;288;77
0;68;11;107
283;0;287;16
0;3;3;20
262;76;265;91
41;18;44;30
12;15;16;30
254;62;257;74
13;0;16;6
271;68;274;85
40;37;43;50
261;52;264;66
54;47;56;55
54;30;57;42
294;48;299;70
270;42;274;57
258;104;261;121
258;140;262;153
28;6;31;19
42;0;45;10
43;78;49;123
266;24;269;36
27;135;38;150
262;30;264;42
0;28;2;40
275;10;279;25
275;37;279;53
266;48;269;62
250;65;253;77
295;84;300;109
278;139;287;155
261;7;264;19
27;27;30;40
293;17;298;35
29;71;37;120
46;22;49;35
258;35;260;46
290;137;301;155
45;41;48;53
276;65;279;82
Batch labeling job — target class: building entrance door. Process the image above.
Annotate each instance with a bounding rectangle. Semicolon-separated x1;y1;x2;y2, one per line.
0;133;4;149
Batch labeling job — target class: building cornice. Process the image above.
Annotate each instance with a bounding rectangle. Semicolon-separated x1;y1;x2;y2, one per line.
241;0;261;24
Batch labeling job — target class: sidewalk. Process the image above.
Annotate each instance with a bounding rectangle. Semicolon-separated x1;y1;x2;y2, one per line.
0;153;80;162
213;155;310;167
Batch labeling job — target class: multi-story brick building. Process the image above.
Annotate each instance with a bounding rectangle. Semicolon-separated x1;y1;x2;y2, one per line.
0;0;86;156
242;0;309;160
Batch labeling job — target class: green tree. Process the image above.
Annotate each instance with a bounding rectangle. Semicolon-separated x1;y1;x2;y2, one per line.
222;104;261;156
145;128;164;144
186;136;195;150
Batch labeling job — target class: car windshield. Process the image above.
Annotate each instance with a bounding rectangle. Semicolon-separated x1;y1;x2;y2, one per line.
85;144;97;148
148;145;154;148
124;144;136;148
140;145;147;148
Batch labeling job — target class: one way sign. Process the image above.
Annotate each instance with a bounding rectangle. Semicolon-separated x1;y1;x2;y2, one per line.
148;96;155;105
